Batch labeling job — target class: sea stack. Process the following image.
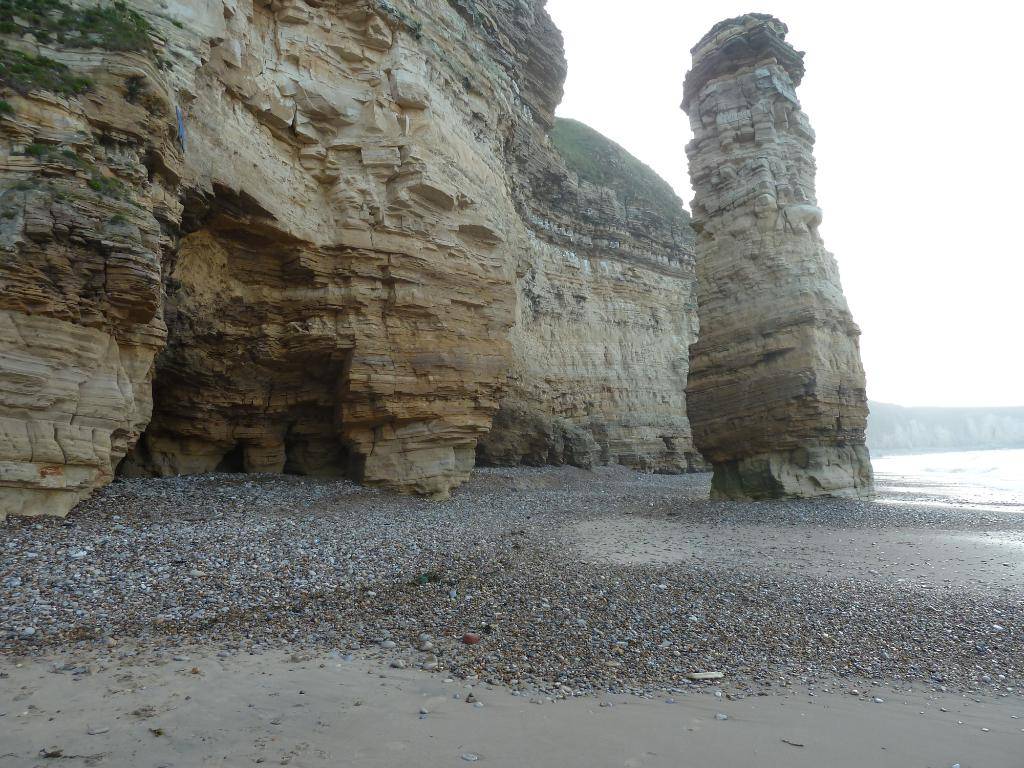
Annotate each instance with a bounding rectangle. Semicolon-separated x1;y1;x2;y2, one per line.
682;14;874;499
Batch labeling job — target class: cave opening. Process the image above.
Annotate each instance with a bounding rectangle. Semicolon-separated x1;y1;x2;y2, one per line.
215;443;246;474
120;185;358;482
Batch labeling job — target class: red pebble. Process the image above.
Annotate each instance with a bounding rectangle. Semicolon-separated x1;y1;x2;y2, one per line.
462;632;481;645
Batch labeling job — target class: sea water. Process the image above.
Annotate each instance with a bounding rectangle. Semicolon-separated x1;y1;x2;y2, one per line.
873;447;1024;513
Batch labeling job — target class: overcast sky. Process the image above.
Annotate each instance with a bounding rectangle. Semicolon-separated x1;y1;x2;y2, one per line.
546;0;1023;408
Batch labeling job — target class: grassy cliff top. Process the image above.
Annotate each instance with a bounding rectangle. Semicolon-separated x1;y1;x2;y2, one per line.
550;117;690;228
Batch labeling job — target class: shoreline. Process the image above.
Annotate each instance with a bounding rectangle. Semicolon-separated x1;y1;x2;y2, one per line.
3;465;1022;765
2;646;1021;768
2;468;1021;692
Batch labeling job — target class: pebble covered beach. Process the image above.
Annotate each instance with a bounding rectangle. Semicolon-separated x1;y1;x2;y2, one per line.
2;466;1021;700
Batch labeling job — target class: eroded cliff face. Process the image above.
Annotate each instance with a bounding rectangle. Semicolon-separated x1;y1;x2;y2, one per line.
0;0;700;517
479;118;701;473
0;4;176;518
122;0;536;498
682;14;873;499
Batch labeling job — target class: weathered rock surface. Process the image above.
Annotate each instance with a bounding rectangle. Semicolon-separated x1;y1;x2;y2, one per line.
682;14;873;499
1;0;702;517
480;118;702;473
0;16;177;517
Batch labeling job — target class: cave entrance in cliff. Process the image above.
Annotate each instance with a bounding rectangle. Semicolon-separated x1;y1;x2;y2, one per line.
215;443;246;474
122;185;358;482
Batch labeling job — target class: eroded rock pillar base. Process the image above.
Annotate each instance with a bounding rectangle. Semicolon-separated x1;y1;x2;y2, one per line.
709;446;874;501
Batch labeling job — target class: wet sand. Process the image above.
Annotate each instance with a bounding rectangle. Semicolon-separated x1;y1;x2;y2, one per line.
1;647;1021;768
570;517;1024;591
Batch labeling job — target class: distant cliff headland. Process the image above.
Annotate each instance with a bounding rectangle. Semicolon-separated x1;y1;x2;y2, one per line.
868;401;1024;454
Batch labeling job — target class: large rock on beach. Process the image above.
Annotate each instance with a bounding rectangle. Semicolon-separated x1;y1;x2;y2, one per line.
682;14;873;499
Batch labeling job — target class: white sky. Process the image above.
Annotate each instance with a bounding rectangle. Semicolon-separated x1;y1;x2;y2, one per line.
546;0;1023;408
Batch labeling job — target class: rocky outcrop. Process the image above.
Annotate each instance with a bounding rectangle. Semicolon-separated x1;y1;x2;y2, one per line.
1;0;701;518
682;14;873;499
0;5;177;518
480;118;702;473
120;0;553;500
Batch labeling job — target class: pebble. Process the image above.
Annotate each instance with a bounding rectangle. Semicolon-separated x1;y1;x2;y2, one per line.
0;469;1020;699
687;671;724;681
390;660;406;669
715;713;729;721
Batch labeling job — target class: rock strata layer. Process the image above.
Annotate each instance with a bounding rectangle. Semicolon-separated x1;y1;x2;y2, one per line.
480;118;702;473
682;14;873;499
0;8;175;518
0;0;700;517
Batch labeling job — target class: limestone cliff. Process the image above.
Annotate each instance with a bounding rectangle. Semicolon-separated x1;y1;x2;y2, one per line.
868;402;1024;454
478;117;701;473
0;1;175;517
0;0;700;518
682;14;873;499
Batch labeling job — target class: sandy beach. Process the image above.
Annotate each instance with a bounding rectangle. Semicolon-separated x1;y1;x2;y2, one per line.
1;646;1020;768
2;466;1022;766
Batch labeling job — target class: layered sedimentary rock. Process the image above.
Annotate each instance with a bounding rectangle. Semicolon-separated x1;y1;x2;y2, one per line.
682;14;873;499
124;0;546;499
0;8;177;517
0;0;700;517
479;118;701;472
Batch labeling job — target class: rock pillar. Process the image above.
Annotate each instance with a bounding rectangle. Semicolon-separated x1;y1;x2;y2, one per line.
682;14;873;499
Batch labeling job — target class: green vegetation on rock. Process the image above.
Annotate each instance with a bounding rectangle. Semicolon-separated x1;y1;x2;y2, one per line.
0;0;158;95
375;1;422;39
17;142;127;200
87;169;127;198
550;117;690;228
0;0;154;52
0;45;91;94
21;142;86;168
